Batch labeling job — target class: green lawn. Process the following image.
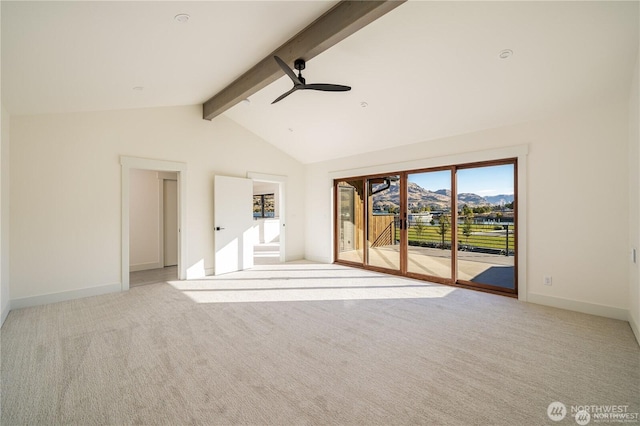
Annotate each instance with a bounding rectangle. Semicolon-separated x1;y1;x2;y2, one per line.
398;223;515;252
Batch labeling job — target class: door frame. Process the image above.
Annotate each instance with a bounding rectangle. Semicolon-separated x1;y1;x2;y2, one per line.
247;172;287;262
335;161;517;295
158;174;178;268
403;166;456;283
329;145;528;301
452;159;518;293
121;156;187;291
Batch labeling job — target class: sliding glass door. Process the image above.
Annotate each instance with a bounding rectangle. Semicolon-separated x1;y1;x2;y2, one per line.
456;163;516;291
406;170;452;281
334;159;517;295
367;175;401;272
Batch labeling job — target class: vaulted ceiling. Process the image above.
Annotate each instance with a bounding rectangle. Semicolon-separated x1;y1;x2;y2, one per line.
2;1;639;164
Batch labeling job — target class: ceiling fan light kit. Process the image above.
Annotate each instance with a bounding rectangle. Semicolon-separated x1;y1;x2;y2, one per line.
271;56;351;104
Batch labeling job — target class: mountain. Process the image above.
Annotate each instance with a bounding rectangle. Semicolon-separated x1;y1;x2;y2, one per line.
373;182;450;211
407;182;450;209
371;182;513;211
484;194;514;205
458;193;487;205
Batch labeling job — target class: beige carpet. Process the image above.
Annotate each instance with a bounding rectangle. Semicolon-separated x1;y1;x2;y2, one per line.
1;262;638;425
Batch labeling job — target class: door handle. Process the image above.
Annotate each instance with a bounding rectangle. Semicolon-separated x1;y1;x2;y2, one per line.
215;226;225;231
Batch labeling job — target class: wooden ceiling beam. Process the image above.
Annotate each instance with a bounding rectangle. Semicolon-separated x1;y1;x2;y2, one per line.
202;0;406;121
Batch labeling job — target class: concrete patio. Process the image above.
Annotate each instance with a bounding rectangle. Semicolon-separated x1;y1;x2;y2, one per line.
338;244;515;289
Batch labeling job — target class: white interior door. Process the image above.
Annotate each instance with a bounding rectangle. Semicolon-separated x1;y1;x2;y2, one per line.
163;179;178;266
214;175;254;275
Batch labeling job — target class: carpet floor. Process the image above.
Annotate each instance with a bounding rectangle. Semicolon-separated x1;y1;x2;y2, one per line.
1;262;638;425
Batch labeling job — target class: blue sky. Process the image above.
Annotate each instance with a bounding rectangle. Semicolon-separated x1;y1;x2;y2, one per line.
408;164;514;196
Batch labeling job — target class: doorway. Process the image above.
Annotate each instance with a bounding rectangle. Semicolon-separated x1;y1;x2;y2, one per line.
128;170;178;287
253;181;281;265
334;159;517;295
366;175;401;271
248;172;287;265
120;156;187;291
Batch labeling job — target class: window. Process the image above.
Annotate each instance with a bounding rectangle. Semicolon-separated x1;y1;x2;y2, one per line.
253;194;275;218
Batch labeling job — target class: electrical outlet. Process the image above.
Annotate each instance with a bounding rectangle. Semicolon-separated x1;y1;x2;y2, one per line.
543;276;553;286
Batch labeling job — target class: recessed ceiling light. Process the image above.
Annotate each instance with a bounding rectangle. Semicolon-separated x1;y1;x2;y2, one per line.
133;86;144;91
174;14;190;23
241;98;251;106
288;128;294;133
499;49;513;59
360;101;368;108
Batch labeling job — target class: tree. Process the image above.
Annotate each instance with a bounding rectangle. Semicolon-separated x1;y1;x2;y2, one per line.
461;205;474;244
472;206;489;214
414;216;425;240
435;214;450;249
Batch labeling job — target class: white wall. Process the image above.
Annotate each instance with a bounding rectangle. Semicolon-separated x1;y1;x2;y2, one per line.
1;103;10;325
129;169;161;271
0;4;10;325
629;49;640;343
306;99;630;320
9;105;305;305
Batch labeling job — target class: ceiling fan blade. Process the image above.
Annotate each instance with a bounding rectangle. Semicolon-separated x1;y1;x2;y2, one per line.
274;56;302;85
271;87;299;104
303;83;351;92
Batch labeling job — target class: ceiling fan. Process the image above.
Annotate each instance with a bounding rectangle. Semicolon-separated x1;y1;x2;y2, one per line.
271;56;351;104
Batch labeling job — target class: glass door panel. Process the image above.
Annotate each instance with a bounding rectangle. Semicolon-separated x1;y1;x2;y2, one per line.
367;175;401;271
336;180;365;264
406;170;453;280
456;164;516;291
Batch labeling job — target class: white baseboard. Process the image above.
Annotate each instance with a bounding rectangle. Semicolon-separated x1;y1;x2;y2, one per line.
130;261;162;272
10;283;121;310
205;267;214;276
527;293;628;321
629;311;640;347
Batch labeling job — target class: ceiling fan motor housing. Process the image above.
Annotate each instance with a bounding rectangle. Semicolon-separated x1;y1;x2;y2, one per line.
294;58;306;71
